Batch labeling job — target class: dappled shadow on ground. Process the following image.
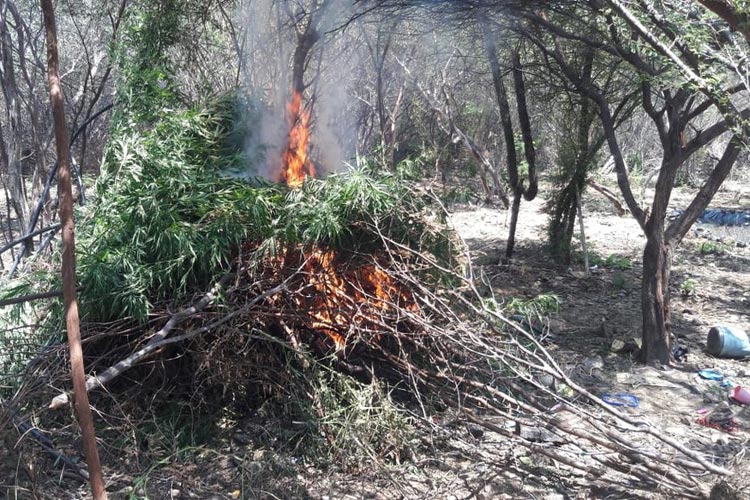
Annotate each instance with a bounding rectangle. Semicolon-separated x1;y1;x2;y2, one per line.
0;422;316;500
451;192;750;498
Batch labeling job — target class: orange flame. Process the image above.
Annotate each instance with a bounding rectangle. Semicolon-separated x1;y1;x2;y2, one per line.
272;246;418;351
280;90;316;188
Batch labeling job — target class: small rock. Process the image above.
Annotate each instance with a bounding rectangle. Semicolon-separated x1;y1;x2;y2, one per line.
538;374;555;388
616;372;632;384
611;339;626;352
548;318;567;332
170;489;181;498
582;355;604;372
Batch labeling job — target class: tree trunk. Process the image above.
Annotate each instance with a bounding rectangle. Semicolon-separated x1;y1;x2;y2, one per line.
639;231;673;364
40;0;107;497
0;12;30;233
505;190;522;260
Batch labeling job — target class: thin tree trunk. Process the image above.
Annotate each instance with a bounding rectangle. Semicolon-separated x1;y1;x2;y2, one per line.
481;18;537;259
511;49;537;201
576;187;589;277
40;1;107;497
505;191;522;260
639;231;672;364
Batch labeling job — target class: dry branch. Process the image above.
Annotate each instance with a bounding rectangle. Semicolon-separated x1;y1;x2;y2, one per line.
0;223;61;256
587;179;626;216
49;275;244;410
0;289;63;307
6;187;728;498
396;56;509;207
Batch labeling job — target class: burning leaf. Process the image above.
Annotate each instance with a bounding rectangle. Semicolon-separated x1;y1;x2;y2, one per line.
280;90;316;188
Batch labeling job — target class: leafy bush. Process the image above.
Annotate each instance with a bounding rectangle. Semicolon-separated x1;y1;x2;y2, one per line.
46;83;453;325
581;251;633;270
698;240;727;255
505;293;561;318
680;278;697;297
603;254;633;270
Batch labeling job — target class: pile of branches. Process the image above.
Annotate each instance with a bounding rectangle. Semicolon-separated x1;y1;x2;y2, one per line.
2;184;729;498
0;93;729;499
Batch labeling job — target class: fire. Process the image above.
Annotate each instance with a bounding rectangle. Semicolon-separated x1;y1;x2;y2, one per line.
280;90;316;188
274;246;418;351
269;92;416;350
305;247;418;350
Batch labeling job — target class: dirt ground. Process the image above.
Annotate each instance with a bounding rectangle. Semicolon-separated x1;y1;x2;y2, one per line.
446;182;750;499
2;180;749;500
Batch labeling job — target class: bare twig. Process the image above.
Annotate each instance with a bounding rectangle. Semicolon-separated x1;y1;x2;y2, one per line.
587;179;626;216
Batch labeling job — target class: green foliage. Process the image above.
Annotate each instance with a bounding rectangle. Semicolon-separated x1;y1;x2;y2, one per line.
612;272;627;290
583;251;633;270
80;140;445;323
603;254;633;270
680;278;697;297
546;104;600;264
514;135;530;178
505;293;561;318
441;186;480;205
78;94;269;322
290;365;415;467
698;240;727;255
111;1;185;123
465;159;479;178
131;401;217;461
395;154;427;180
60;9;457;325
29;80;453;325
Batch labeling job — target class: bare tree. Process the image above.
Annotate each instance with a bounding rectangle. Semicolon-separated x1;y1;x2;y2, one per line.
522;1;746;363
481;17;537;259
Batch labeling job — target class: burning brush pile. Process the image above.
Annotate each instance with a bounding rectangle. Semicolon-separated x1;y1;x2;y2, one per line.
3;91;462;462
0;90;733;498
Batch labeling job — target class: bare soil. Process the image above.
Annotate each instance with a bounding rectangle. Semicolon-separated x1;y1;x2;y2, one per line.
447;182;750;499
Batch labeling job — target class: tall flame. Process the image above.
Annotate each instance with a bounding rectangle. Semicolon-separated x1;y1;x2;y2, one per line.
280;90;316;188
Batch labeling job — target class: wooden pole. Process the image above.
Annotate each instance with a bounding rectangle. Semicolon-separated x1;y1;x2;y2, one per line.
39;1;107;497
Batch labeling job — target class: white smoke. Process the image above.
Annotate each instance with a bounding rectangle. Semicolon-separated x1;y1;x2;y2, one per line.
237;0;359;181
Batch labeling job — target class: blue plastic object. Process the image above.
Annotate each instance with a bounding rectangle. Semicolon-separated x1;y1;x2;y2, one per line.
698;209;750;226
602;393;640;407
707;326;750;358
698;368;724;381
